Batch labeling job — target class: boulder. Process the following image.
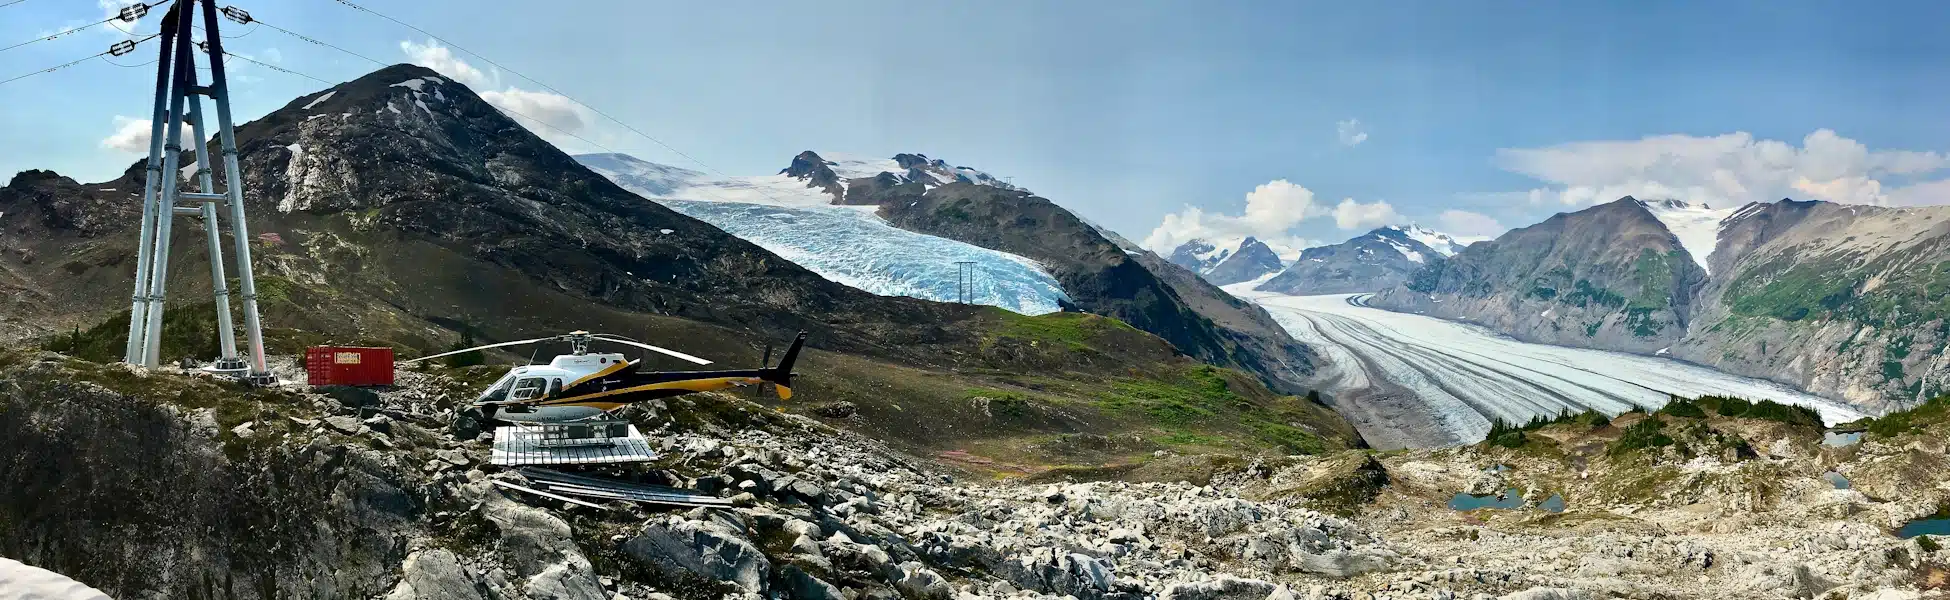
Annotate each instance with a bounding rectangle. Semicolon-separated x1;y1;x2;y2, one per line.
1499;588;1592;600
384;549;488;600
893;562;952;600
778;564;844;600
623;516;771;594
1158;576;1278;600
318;385;382;409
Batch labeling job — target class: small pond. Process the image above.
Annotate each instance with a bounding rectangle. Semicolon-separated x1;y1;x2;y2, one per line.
1896;517;1949;539
1449;487;1564;512
1822;471;1851;489
1822;431;1863;447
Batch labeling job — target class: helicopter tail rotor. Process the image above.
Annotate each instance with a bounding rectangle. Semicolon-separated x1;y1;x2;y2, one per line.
763;331;806;400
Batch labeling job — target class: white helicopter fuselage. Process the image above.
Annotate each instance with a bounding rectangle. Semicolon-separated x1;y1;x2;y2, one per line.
476;352;634;423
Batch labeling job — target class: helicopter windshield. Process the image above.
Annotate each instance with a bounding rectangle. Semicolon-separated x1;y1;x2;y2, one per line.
478;372;516;403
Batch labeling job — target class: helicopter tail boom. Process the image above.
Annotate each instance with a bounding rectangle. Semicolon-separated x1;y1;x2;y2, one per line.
763;332;806;399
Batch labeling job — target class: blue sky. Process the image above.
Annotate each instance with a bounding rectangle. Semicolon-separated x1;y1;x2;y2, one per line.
6;1;1950;252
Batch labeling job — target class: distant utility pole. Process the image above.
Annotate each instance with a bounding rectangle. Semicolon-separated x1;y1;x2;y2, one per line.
123;0;274;384
955;261;978;304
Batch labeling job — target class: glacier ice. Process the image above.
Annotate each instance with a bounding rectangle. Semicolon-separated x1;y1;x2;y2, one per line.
659;199;1069;315
1229;288;1865;445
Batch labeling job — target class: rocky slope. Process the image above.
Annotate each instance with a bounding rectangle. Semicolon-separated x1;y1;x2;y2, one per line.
1676;200;1950;413
1258;226;1451;295
0;64;995;363
1202;237;1286;286
1368;197;1707;355
822;160;1319;392
3;350;1945;600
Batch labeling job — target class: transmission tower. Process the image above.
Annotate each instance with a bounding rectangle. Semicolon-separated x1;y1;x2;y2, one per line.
955;261;978;304
123;0;274;384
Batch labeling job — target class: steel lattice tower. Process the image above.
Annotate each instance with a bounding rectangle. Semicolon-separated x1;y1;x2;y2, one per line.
123;0;274;384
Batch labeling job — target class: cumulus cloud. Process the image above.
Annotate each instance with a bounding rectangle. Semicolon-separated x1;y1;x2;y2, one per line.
1437;209;1507;239
401;39;495;89
100;116;153;153
481;87;592;139
397;40;597;150
1143;179;1324;253
99;116;205;154
1332;198;1397;230
1337;119;1368;146
1494;129;1950;207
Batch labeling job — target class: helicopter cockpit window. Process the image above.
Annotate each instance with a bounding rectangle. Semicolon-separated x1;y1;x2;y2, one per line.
548;379;562;396
479;373;517;402
510;378;548;401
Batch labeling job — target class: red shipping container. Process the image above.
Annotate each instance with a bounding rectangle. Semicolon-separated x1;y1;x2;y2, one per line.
305;346;396;386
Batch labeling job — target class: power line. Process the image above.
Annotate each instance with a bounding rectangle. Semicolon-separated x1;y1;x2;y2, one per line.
255;19;385;67
317;0;789;204
1;0;36;10
0;33;157;87
1;1;155;54
221;50;330;85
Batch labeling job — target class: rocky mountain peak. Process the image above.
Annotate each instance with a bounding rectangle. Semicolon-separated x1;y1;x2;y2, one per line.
1203;236;1286;286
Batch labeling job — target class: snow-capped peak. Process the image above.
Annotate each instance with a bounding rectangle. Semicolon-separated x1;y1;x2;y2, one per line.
1636;198;1736;273
1375;225;1469;257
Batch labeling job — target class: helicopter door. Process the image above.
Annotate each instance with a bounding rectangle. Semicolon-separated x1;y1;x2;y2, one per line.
508;378;548;401
548;378;563;396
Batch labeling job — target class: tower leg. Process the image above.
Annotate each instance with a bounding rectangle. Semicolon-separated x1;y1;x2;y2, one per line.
183;64;241;369
200;0;273;383
139;0;198;367
123;3;182;366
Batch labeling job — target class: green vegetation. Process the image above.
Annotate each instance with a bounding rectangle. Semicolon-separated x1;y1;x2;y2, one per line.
1483;409;1611;448
1630;249;1679;309
1609;417;1675;456
1726;256;1950;333
1919;535;1942;554
443;333;486;367
992;309;1136;353
1096;365;1327;454
42;304;223;364
1658;397;1707;418
1853;394;1950;438
1688;394;1823;428
1404;260;1447;293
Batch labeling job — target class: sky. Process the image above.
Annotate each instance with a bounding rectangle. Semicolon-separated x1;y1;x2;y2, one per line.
6;0;1950;255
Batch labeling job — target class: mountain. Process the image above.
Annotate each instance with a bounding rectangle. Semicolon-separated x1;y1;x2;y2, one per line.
1257;226;1452;295
844;173;1320;390
1637;198;1736;273
1357;195;1950;413
0;65;1363;482
1201;237;1285;285
1675;199;1950;412
577;153;1070;315
1166;238;1230;273
1367;198;1706;355
581;151;1322;391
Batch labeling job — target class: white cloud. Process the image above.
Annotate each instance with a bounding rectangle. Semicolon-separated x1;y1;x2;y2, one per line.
1337;118;1368;146
400;39;495;89
1437;209;1507;239
1332;198;1398;230
1143;179;1323;254
100;116;174;153
481;87;592;141
261;48;283;64
1494;129;1950;207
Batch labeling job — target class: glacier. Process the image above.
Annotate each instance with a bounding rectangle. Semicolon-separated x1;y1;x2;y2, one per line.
1229;288;1866;448
1639;199;1736;272
658;200;1069;315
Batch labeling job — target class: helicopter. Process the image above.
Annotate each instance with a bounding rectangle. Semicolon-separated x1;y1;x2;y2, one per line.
404;330;804;425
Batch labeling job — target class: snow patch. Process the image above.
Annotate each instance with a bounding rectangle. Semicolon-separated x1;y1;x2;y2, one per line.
302;91;335;110
1;557;112;600
1639;199;1736;273
1395;225;1467;257
389;77;435;92
277;143;307;213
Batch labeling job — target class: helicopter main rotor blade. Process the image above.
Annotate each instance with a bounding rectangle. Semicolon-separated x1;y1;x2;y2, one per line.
590;335;713;365
401;336;560;364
